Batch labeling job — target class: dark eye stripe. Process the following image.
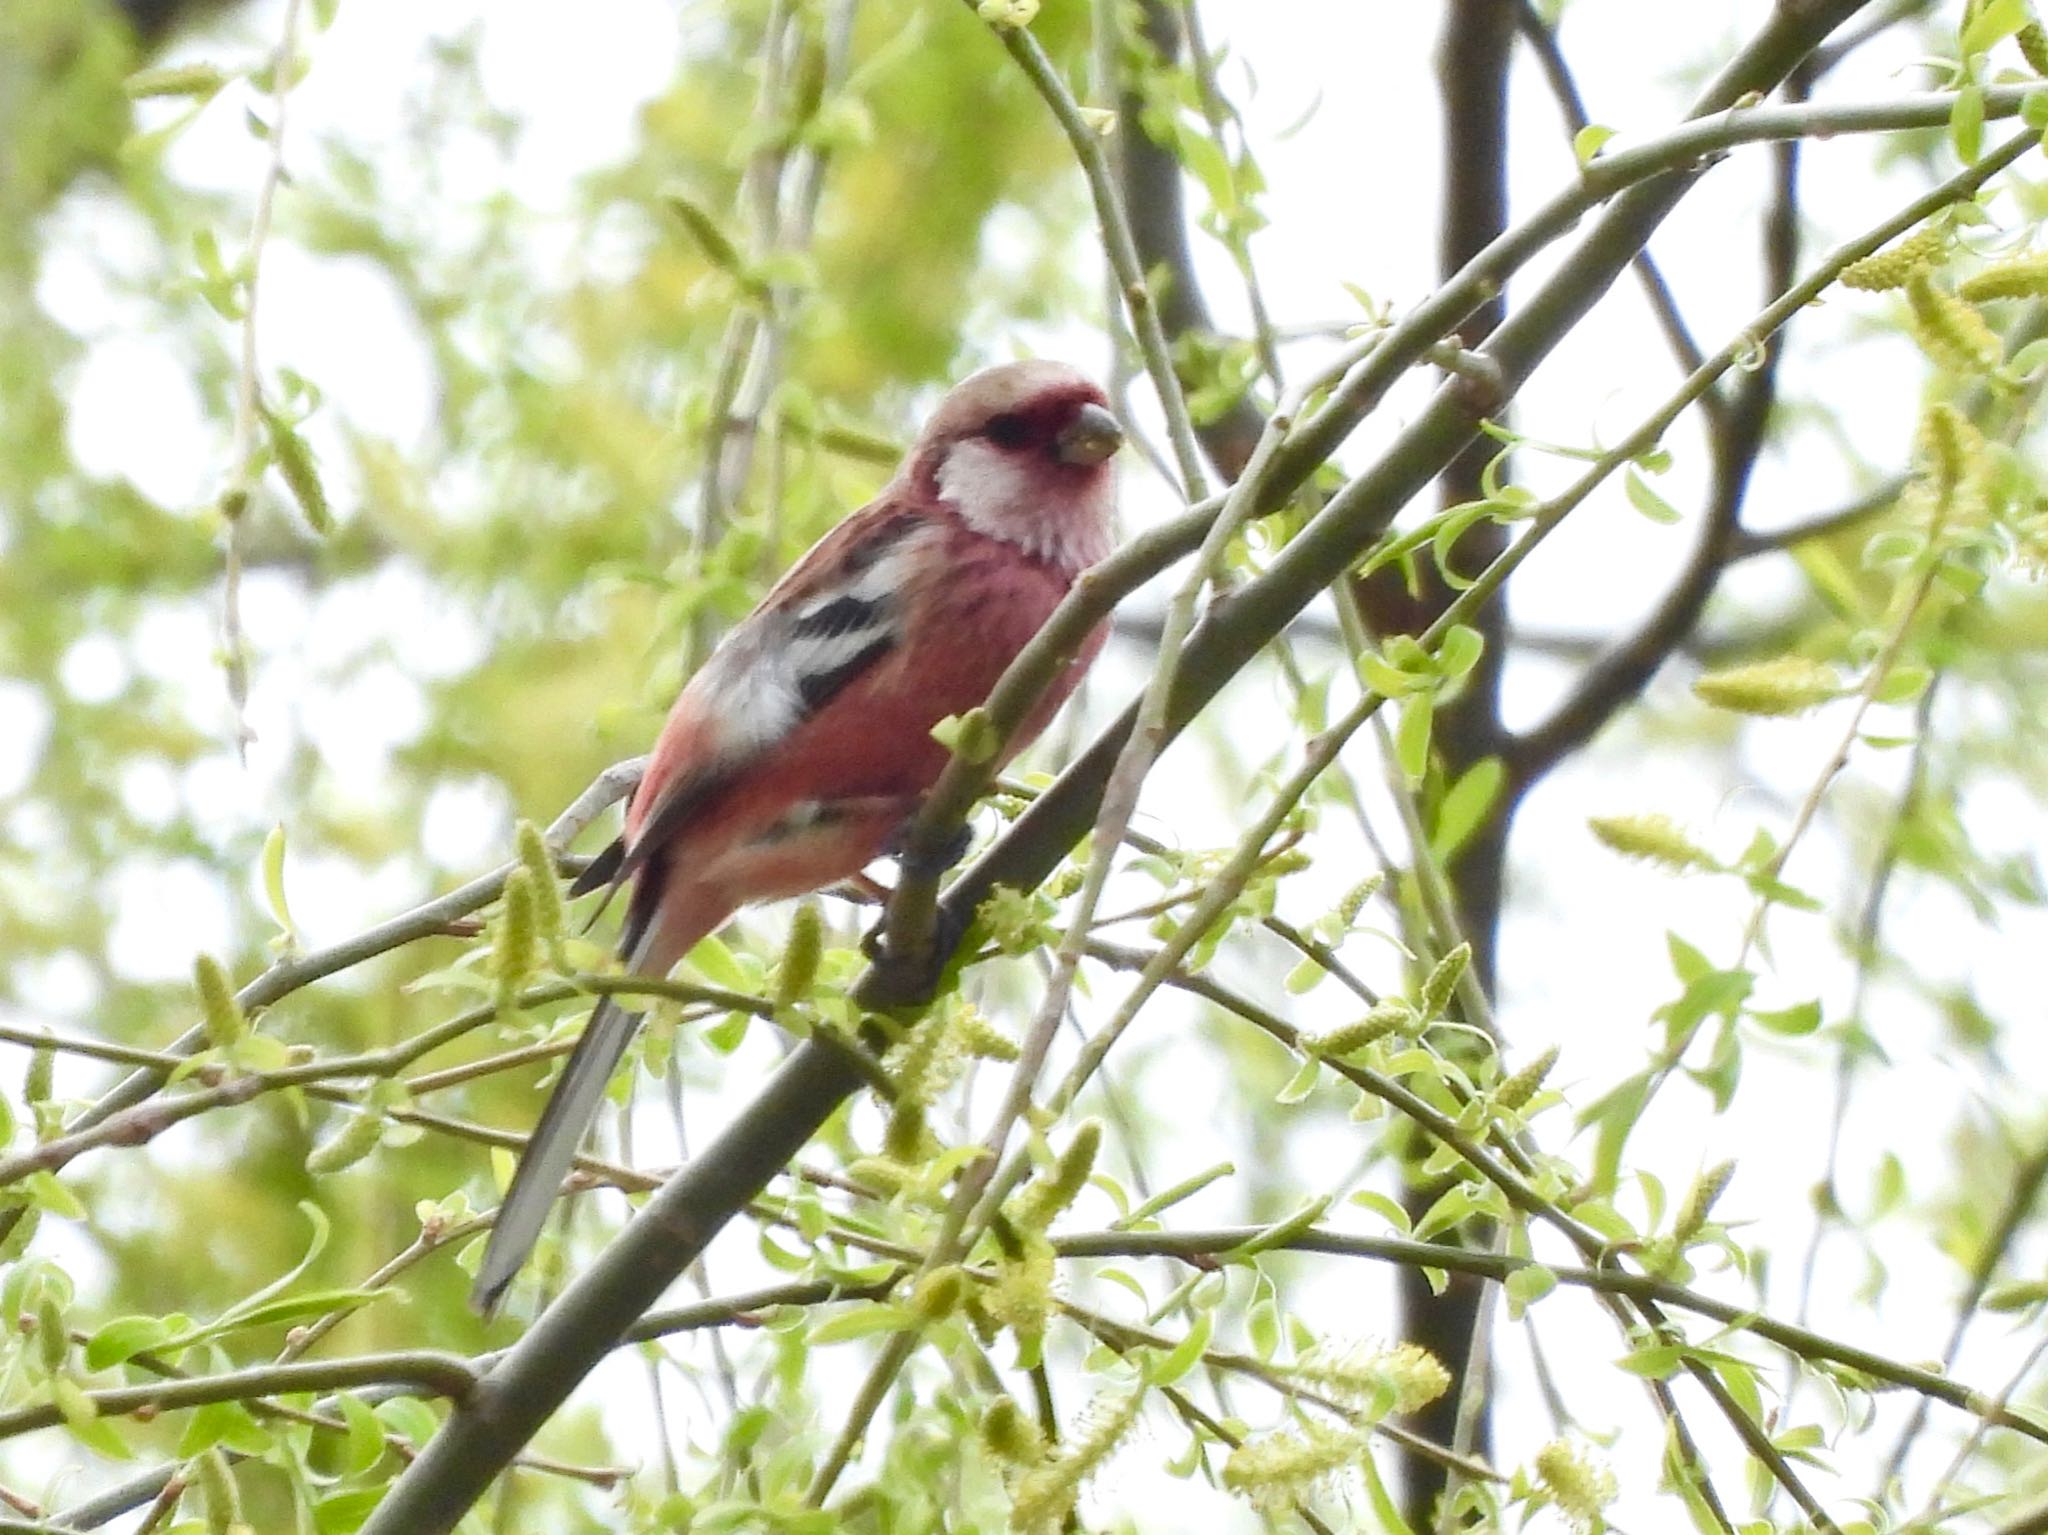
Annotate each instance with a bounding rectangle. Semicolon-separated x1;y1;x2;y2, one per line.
791;593;885;640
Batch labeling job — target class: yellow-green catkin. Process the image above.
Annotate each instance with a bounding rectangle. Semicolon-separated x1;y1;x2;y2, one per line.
307;1111;384;1175
1673;1160;1736;1242
514;820;565;960
980;1396;1045;1465
1417;943;1471;1021
1008;1385;1142;1535
196;1446;243;1535
1495;1045;1559;1112
494;868;539;1014
1906;271;2003;373
1333;872;1386;929
1693;655;1843;716
1959;253;2048;303
1533;1439;1619;1531
773;902;824;1011
2019;20;2048;75
1285;1339;1452;1415
1221;1421;1368;1514
1305;1002;1416;1059
1588;813;1716;871
1007;1120;1102;1234
910;1264;968;1321
954;1007;1020;1062
1839;223;1946;291
193;955;245;1049
1920;402;1989;528
981;1237;1057;1342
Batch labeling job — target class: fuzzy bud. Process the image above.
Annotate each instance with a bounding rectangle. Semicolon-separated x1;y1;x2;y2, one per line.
1905;271;2003;373
886;1013;960;1112
1839;224;1945;291
514;821;566;958
1959;254;2048;303
1495;1045;1558;1112
307;1111;384;1175
980;1396;1045;1465
1222;1421;1368;1514
981;1237;1057;1342
774;902;825;1011
1008;1386;1142;1535
1007;1121;1101;1234
882;1100;928;1164
1417;943;1470;1021
910;1264;968;1321
1693;655;1843;717
846;1155;923;1196
1919;402;1989;530
1333;872;1386;929
193;955;245;1049
1673;1160;1736;1243
1588;813;1718;872
954;1008;1020;1062
494;868;539;1014
1282;1339;1451;1415
1533;1439;1618;1531
1305;1002;1415;1059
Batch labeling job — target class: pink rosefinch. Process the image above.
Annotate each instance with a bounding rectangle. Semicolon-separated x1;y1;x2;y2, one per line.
473;360;1123;1311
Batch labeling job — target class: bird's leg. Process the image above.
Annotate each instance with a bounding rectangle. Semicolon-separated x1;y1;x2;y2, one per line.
891;818;974;880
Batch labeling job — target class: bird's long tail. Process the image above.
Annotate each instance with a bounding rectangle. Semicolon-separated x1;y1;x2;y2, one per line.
470;912;703;1313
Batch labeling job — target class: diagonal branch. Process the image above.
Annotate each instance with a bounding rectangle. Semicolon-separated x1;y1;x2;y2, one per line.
362;9;1926;1525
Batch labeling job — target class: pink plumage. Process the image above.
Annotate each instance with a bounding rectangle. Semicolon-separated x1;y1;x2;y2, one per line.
473;359;1122;1311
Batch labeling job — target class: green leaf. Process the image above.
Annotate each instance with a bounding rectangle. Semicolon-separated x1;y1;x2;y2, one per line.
1348;1190;1412;1233
261;403;332;534
84;1315;172;1371
1395;693;1435;782
1749;1000;1821;1037
809;1303;917;1344
1984;1278;2048;1311
1952;80;1986;162
1146;1311;1213;1387
1431;756;1503;861
261;823;296;949
1504;1263;1557;1317
125;63;231;100
338;1392;387;1476
1275;1056;1321;1105
686;934;748;991
1625;466;1682;524
1963;0;2030;56
1573;123;1616;166
1434;624;1485;681
1615;1342;1684;1379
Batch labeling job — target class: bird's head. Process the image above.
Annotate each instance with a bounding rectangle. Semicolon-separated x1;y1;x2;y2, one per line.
909;360;1122;571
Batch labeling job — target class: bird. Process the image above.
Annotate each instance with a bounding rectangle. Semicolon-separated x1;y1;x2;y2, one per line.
471;359;1124;1312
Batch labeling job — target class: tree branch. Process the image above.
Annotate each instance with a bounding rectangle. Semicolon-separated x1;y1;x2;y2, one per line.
363;9;1952;1523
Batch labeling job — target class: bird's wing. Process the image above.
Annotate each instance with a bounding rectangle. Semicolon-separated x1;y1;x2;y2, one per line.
571;500;933;912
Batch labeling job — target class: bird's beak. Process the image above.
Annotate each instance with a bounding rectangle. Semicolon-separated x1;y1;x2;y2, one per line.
1054;403;1124;466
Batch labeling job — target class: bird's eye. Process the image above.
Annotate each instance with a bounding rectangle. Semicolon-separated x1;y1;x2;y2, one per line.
983;413;1032;449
